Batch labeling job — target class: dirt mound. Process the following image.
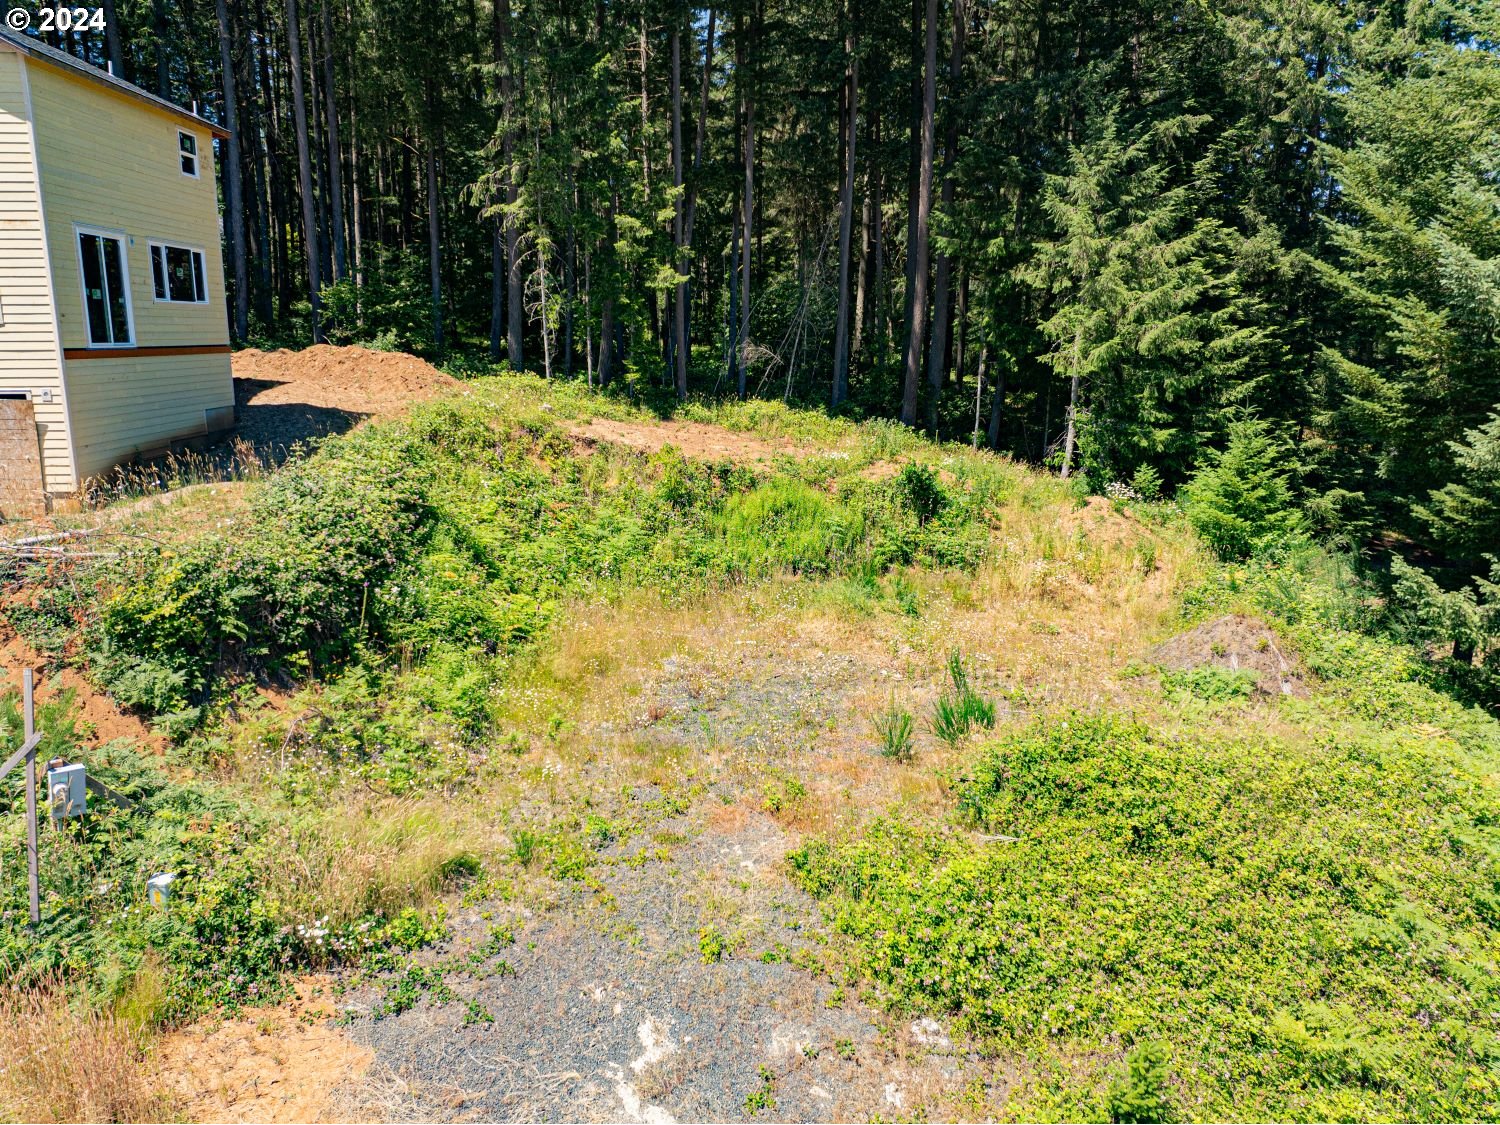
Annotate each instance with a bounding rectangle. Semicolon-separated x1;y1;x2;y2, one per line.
233;345;461;415
1150;613;1304;697
230;346;462;458
569;416;808;465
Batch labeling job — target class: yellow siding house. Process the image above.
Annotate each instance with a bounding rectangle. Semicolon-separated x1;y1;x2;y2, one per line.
0;27;234;509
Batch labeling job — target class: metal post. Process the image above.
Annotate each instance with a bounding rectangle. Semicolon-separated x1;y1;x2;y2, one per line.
23;669;39;925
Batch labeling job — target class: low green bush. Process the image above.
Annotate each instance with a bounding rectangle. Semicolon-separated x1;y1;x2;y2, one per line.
791;701;1500;1119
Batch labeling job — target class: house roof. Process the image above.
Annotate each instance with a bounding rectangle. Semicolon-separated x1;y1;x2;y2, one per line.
0;27;229;139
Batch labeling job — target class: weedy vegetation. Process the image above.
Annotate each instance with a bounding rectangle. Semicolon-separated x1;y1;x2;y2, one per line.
2;372;1498;1121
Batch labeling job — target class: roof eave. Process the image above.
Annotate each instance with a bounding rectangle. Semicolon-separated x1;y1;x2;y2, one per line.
0;28;230;140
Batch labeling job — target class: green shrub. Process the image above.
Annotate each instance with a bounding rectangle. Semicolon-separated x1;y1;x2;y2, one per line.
1181;418;1304;560
1130;463;1164;503
894;463;947;524
714;479;865;577
1106;1041;1174;1123
1160;666;1258;702
698;924;726;964
790;705;1500;1120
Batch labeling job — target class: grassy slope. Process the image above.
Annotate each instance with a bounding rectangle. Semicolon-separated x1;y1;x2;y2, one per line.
1;373;1497;1121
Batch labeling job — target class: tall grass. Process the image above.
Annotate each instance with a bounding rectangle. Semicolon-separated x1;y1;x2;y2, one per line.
80;436;274;510
258;796;501;950
0;976;173;1123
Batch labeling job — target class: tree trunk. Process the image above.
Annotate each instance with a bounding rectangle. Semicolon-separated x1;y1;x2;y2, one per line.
1060;326;1082;478
671;23;688;398
953;271;969;384
102;0;124;76
684;8;711;342
899;0;937;427
599;185;618;387
727;204;740;391
500;0;523;368
214;0;248;343
832;21;857;408
738;4;755;400
320;0;347;281
305;11;332;288
986;349;1006;451
286;0;323;341
153;0;170;96
925;0;966;433
425;101;443;351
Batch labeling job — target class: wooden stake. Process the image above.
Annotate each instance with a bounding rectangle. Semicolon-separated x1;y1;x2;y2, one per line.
23;669;39;925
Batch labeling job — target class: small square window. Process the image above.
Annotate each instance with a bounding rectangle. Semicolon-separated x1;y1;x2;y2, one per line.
179;130;199;177
149;241;208;304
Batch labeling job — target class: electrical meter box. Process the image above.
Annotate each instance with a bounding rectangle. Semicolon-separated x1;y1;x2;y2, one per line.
46;763;86;824
147;872;176;910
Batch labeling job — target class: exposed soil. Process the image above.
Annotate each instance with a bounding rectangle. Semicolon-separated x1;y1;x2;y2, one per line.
568;417;812;466
1150;613;1305;696
153;976;374;1124
0;624;166;753
231;346;463;458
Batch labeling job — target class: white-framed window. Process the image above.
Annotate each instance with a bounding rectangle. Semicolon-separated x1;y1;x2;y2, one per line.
149;242;208;304
75;226;134;347
178;129;199;177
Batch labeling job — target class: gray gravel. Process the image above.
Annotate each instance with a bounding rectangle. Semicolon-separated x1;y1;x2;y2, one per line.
337;646;969;1123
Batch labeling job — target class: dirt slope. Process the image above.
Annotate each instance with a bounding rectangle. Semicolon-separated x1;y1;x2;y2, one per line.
0;624;166;753
570;417;811;465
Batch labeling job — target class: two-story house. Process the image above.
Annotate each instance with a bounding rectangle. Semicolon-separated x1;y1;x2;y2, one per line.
0;27;234;517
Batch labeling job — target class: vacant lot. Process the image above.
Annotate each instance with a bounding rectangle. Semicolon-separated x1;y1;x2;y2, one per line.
1;364;1496;1123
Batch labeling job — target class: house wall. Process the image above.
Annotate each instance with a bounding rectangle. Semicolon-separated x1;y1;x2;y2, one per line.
25;55;234;483
0;49;71;495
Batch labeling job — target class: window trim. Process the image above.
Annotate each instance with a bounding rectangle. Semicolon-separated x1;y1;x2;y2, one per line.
74;224;135;349
148;240;210;305
178;129;200;178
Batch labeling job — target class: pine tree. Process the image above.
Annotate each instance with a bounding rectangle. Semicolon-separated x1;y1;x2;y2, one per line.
1022;113;1267;487
1419;411;1500;564
1181;418;1305;561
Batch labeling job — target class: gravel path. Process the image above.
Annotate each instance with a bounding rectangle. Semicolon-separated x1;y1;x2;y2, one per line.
337;650;969;1123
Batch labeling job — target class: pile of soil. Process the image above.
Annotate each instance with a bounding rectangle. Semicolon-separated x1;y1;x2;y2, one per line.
1150;613;1305;697
569;416;807;465
231;346;462;458
233;346;461;414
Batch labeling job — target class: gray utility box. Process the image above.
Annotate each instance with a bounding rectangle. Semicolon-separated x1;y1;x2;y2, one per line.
46;763;86;824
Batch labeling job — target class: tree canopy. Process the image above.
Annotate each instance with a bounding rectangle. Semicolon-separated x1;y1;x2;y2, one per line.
12;0;1500;670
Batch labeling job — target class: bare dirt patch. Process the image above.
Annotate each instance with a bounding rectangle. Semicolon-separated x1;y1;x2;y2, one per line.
569;417;811;465
0;624;166;753
153;976;373;1124
231;345;463;457
1150;613;1305;696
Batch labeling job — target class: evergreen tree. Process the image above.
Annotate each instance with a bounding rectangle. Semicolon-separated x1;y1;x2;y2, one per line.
1420;411;1500;565
1181;418;1304;561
